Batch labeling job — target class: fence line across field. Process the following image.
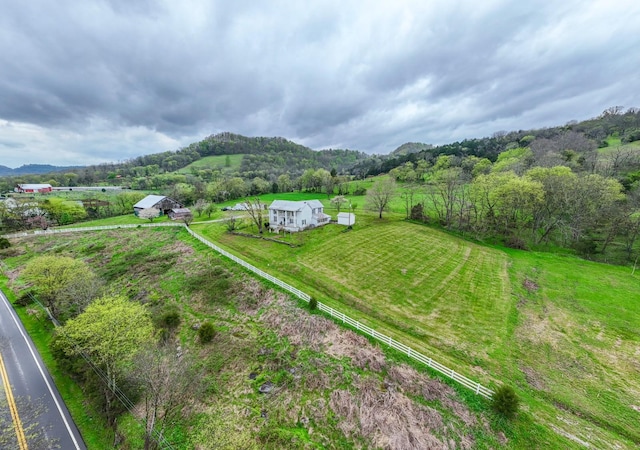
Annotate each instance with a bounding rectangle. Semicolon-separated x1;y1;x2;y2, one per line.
3;223;494;398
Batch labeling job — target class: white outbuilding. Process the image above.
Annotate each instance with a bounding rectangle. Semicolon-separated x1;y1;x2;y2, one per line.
337;212;355;226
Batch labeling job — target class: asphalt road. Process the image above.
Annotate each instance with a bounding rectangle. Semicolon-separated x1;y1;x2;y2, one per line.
0;289;86;450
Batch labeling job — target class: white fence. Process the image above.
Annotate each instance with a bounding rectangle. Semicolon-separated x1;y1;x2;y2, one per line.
4;223;494;398
2;222;183;238
182;227;494;398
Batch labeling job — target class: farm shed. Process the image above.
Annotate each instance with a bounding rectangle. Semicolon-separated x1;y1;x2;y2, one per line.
337;212;355;226
133;195;182;216
168;208;192;220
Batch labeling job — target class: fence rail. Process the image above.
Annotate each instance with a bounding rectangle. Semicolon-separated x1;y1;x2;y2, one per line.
182;227;494;398
4;223;494;398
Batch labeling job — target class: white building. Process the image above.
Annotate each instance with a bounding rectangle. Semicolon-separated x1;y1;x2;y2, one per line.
269;200;331;232
337;212;356;226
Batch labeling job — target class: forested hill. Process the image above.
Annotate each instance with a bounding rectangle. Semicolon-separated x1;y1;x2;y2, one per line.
351;106;640;178
202;132;368;178
0;133;368;188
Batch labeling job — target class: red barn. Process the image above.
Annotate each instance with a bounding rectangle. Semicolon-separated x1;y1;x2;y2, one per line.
15;184;53;193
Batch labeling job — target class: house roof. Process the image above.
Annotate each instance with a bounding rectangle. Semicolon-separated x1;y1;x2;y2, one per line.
133;195;167;209
337;212;354;218
269;199;324;212
170;208;191;214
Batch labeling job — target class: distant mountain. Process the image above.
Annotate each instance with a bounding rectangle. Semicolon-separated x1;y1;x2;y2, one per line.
0;164;84;176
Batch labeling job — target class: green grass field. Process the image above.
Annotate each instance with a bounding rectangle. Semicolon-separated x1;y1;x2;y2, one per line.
191;211;640;448
178;154;244;173
598;137;640;156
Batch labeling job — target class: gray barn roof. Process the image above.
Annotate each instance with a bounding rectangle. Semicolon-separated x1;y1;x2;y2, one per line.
133;195;167;209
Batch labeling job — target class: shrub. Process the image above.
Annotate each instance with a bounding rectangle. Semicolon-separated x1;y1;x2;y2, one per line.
198;321;216;343
161;309;181;329
353;187;367;196
0;237;10;249
491;385;520;419
505;235;528;250
14;291;34;307
309;297;318;310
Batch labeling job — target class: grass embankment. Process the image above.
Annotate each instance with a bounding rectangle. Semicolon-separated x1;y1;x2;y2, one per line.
1;228;513;449
192;212;640;448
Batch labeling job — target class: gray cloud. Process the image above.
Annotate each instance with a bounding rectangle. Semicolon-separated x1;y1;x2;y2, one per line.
1;0;639;168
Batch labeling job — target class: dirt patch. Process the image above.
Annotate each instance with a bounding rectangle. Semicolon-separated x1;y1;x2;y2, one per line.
520;365;547;390
259;294;336;351
386;364;455;402
329;376;451;450
324;327;386;372
523;278;539;292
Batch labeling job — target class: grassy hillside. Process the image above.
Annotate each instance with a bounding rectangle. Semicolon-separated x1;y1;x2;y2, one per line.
1;228;518;449
598;137;640;155
192;212;640;448
177;154;244;173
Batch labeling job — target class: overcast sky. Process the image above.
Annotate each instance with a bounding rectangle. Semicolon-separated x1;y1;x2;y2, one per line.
1;0;639;168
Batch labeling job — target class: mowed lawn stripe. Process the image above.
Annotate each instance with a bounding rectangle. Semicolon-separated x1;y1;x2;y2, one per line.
292;221;511;364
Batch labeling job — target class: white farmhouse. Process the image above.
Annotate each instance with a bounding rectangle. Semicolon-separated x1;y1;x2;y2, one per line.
269;200;331;232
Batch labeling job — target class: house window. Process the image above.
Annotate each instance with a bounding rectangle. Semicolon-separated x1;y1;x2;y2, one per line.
288;218;293;224
302;220;306;225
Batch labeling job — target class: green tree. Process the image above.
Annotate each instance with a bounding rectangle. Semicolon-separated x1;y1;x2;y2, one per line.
204;202;217;219
56;295;154;419
492;385;520;419
22;255;100;320
277;174;292;193
40;198;87;225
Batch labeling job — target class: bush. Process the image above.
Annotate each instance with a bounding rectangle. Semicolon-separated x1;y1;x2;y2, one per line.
505;235;528;250
0;237;10;249
491;385;520;419
353;187;367;196
198;321;216;343
309;297;317;310
14;291;34;307
161;309;181;329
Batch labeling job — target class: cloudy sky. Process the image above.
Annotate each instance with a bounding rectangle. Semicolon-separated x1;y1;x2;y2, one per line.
1;0;639;168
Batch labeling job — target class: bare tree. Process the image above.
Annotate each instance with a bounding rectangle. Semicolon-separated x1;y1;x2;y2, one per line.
400;183;422;219
244;197;266;233
130;346;202;450
366;178;397;219
181;212;194;227
330;195;348;213
193;199;209;217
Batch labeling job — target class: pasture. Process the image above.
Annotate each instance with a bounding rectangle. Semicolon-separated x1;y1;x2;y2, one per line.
193;212;640;448
177;154;244;173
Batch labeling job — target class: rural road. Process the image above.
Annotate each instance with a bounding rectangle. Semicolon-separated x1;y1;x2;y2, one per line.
0;288;86;450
